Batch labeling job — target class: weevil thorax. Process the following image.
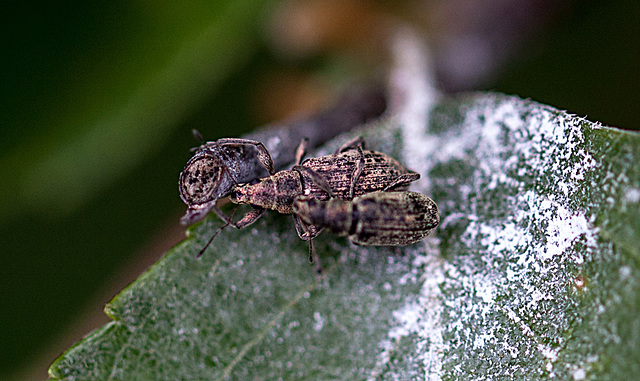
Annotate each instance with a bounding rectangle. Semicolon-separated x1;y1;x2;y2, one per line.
321;198;353;235
231;170;302;214
294;197;353;236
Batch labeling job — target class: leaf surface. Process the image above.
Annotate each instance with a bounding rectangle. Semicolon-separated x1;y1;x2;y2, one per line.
49;93;640;380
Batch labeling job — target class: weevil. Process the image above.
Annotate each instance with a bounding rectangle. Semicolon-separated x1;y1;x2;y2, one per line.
292;191;439;246
218;136;419;268
179;133;275;225
179;85;387;225
186;135;420;267
227;136;420;233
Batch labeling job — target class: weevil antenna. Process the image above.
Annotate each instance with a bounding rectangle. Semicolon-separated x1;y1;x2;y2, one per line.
192;129;205;143
189;129;208;152
308;239;323;276
196;206;238;258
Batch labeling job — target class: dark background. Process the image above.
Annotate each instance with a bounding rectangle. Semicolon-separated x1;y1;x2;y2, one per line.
1;0;637;379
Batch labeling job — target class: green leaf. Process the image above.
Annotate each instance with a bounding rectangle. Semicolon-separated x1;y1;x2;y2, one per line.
48;93;640;380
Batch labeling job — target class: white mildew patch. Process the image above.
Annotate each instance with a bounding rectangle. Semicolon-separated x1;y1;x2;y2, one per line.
624;187;640;204
375;92;627;379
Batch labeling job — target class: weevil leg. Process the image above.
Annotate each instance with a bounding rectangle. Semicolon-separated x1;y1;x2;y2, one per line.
294;137;309;166
235;207;266;229
334;136;366;155
216;138;275;175
293;214;310;242
196;219;231;258
292;165;335;198
293;214;307;240
348;144;366;198
309;239;323;276
293;215;323;274
293;215;323;240
196;206;239;258
212;204;239;228
383;172;421;191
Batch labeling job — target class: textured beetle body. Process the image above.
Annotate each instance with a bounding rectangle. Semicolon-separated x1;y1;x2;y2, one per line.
231;149;417;215
301;149;413;200
180;86;388;226
180;147;259;202
292;191;440;246
179;137;273;225
233;171;303;214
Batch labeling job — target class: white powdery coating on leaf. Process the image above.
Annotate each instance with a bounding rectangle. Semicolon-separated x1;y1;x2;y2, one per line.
443;100;600;377
369;242;446;381
312;311;324;332
372;28;446;380
478;221;528;254
388;301;421;338
624;187;640;204
537;198;599;261
414;244;447;380
573;368;587;380
383;94;605;379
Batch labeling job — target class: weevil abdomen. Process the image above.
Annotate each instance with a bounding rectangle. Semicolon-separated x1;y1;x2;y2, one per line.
293;191;439;246
300;150;413;199
351;191;439;245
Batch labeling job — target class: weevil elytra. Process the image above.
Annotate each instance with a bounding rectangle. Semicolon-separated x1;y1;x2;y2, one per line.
227;136;420;235
292;191;440;246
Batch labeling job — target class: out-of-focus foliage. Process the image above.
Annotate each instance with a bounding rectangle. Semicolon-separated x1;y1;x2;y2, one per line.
1;1;271;218
1;1;274;378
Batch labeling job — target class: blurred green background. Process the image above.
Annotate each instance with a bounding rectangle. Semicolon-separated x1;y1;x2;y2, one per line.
1;0;637;379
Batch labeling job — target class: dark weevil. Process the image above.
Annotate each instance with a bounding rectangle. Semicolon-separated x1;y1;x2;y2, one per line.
183;135;421;265
179;132;275;225
179;85;387;225
224;137;420;266
292;191;440;248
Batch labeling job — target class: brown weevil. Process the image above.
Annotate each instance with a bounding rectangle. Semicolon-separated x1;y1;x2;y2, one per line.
292;191;440;246
227;136;420;236
186;135;421;268
218;136;420;268
179;85;388;226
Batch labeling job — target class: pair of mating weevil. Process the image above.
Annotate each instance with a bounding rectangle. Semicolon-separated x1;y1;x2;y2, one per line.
179;133;439;271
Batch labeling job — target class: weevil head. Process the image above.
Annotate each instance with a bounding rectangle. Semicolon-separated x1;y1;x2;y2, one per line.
179;151;226;225
228;182;249;204
292;196;324;225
